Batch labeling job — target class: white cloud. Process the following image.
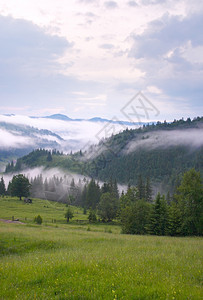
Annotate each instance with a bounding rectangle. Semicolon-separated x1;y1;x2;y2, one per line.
0;0;202;121
0;128;34;149
124;128;203;154
128;12;203;114
0;114;137;152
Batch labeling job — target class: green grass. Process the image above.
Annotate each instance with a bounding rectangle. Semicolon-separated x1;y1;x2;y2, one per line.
0;197;202;299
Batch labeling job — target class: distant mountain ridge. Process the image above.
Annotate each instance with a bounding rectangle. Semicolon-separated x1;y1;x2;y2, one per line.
6;116;203;194
0;113;139;171
0;121;64;172
40;114;144;126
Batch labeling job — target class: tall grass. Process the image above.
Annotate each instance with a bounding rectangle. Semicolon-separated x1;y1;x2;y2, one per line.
0;198;202;299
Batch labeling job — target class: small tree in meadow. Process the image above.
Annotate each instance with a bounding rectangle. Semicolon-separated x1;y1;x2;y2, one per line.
88;209;97;223
34;215;42;225
65;207;74;222
97;192;118;222
10;174;31;200
0;177;6;196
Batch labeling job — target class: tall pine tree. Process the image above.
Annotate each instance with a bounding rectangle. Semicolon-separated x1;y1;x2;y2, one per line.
147;193;168;236
0;177;6;196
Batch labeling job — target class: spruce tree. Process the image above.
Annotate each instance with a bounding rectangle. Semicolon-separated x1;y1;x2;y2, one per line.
0;177;6;196
86;179;101;209
88;209;97;223
175;168;203;236
112;179;119;199
47;151;52;162
167;201;182;236
65;207;74;222
147;193;168;236
137;175;145;200
97;192;118;222
10;174;31;200
145;177;152;202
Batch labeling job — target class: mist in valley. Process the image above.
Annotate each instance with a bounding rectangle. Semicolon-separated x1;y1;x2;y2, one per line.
124;127;203;154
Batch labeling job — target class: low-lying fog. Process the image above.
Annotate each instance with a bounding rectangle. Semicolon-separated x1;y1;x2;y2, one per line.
0;114;136;152
124;128;203;154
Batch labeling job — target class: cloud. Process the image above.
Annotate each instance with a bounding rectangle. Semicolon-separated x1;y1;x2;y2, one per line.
0;15;108;116
130;13;203;59
124;128;203;154
104;1;118;9
140;0;168;5
128;12;203;112
0;16;97;110
85;12;97;17
0;15;73;73
0;114;136;153
127;1;138;7
0;128;35;149
0;0;202;122
78;0;99;4
99;43;115;49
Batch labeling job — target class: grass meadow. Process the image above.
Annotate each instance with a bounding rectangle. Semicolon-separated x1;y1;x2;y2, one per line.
0;197;202;299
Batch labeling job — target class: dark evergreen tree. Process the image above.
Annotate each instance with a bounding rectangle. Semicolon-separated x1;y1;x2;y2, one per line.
137;175;145;200
88;209;97;223
7;181;12;196
175;168;203;236
86;179;101;209
112;179;119;199
0;177;6;196
166;191;171;205
65;207;74;222
120;199;152;234
14;159;22;171
125;186;139;203
147;193;168;236
167;201;182;236
145;177;152;202
81;184;87;207
47;151;52;162
10;174;31;200
101;182;111;194
97;192;118;222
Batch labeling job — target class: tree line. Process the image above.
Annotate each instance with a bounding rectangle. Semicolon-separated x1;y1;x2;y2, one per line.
0;168;202;236
119;169;202;236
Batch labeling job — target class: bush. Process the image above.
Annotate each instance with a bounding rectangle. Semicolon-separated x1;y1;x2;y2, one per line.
34;215;43;225
65;208;74;222
88;209;97;223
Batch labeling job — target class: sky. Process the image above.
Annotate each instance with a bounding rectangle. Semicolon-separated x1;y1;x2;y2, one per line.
0;0;203;122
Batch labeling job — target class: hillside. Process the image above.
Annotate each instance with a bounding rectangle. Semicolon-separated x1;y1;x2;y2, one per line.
5;117;203;192
0;197;202;299
0;114;139;172
0;122;64;171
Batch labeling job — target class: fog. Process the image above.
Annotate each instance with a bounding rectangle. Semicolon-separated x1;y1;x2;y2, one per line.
3;166;126;199
0;114;136;152
3;167;86;186
0;128;35;149
124;128;203;154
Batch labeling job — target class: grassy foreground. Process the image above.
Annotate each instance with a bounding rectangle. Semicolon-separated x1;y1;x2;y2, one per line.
0;198;202;299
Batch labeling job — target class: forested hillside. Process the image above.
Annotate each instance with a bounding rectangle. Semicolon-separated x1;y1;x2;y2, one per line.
5;117;203;193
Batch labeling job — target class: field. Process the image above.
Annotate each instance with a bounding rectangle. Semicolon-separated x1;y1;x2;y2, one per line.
0;197;202;299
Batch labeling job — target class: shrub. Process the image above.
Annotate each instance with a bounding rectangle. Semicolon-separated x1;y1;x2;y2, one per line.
88;209;97;223
34;215;42;225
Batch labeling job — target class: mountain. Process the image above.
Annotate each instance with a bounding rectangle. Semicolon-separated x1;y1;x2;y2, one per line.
41;114;141;126
6;116;203;193
0;113;139;172
0;122;64;172
43;114;72;121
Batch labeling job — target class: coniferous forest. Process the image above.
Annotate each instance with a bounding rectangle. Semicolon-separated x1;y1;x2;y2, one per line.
1;167;202;236
2;117;203;236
